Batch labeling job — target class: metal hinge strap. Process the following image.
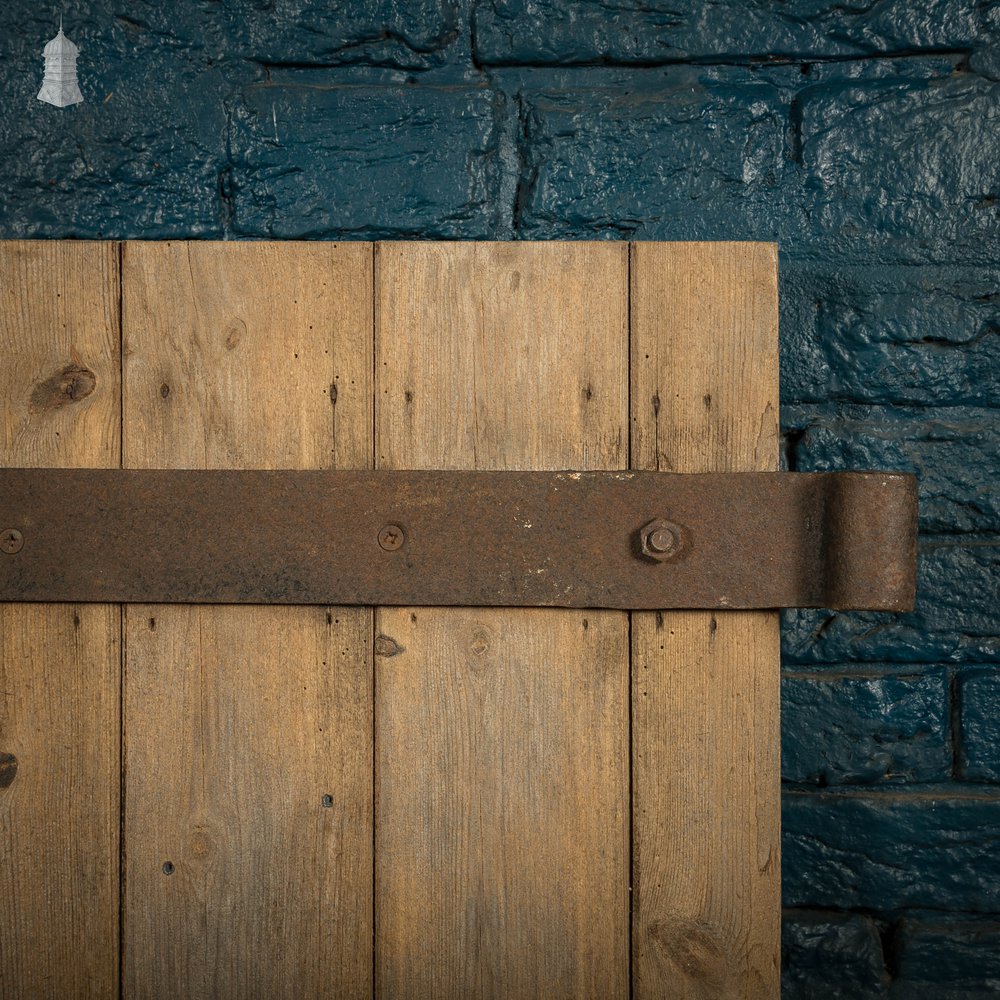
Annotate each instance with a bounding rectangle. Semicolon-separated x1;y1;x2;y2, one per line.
0;469;917;611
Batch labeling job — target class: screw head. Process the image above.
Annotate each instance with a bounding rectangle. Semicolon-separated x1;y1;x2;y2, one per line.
0;529;23;555
378;524;404;551
639;519;682;562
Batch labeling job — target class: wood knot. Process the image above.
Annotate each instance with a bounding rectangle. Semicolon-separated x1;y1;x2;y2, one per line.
374;635;404;658
189;831;214;860
0;752;17;789
469;625;494;659
646;919;735;994
30;363;96;413
225;318;247;350
0;753;17;788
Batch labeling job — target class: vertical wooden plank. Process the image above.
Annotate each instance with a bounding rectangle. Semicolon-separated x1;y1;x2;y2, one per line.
122;241;373;999
631;242;781;999
0;241;121;997
374;242;630;999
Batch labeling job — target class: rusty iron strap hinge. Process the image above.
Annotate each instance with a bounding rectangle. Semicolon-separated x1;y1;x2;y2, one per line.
0;469;917;611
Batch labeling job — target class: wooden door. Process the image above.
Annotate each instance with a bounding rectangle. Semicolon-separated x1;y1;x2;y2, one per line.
0;240;779;999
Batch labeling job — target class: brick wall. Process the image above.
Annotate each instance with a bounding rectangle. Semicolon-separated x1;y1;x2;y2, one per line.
3;3;998;995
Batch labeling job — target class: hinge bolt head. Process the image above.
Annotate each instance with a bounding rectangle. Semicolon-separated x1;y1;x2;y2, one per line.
378;524;404;551
0;529;23;555
639;519;681;561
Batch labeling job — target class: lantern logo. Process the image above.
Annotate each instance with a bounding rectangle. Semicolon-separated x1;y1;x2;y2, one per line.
37;20;84;108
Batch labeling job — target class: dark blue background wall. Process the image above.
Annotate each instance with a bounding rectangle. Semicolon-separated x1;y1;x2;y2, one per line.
3;3;999;996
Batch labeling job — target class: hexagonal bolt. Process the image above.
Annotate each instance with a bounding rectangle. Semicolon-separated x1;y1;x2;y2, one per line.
378;524;405;551
639;518;682;562
0;529;23;555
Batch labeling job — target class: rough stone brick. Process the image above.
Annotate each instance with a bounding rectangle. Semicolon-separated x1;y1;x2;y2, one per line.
75;2;462;72
511;70;794;239
782;910;888;1000
958;669;1000;781
783;539;1000;664
212;1;463;70
229;82;502;238
782;405;1000;535
783;790;1000;911
781;670;950;786
505;58;999;258
0;7;230;238
891;919;1000;999
780;263;1000;408
473;0;995;66
797;73;1000;264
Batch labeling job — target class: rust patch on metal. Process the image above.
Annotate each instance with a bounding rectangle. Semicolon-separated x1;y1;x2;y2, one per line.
30;363;96;413
0;469;918;611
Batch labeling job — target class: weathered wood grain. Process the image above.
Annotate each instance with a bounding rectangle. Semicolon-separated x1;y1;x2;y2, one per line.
0;241;121;998
0;239;783;1000
121;241;374;999
630;242;781;999
374;241;630;999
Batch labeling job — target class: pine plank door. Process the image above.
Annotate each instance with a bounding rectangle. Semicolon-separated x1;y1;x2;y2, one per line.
120;242;374;999
0;242;121;999
0;239;779;1000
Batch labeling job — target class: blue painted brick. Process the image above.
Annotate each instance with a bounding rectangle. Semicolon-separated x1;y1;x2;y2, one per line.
511;70;794;240
474;0;995;66
0;7;231;238
229;82;503;238
798;73;1000;265
503;58;1000;263
958;669;1000;781
782;910;887;1000
783;405;1000;535
891;919;1000;999
783;539;1000;664
781;670;950;786
24;2;462;73
212;1;462;70
783;790;1000;911
780;263;1000;408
